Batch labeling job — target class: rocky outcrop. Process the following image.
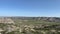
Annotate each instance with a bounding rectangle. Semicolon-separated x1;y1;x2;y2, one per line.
0;17;14;24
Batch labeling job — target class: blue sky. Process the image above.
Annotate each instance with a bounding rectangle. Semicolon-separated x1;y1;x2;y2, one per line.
0;0;60;17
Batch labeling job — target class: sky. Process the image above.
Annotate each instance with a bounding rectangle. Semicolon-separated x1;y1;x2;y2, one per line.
0;0;60;17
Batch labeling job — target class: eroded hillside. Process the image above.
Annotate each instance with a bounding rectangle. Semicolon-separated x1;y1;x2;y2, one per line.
0;17;60;34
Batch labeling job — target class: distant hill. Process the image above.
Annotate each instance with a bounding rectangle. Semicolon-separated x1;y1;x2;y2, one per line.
10;17;60;23
0;17;60;23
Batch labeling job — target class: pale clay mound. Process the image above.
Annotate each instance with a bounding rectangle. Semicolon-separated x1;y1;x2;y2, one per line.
0;18;14;24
